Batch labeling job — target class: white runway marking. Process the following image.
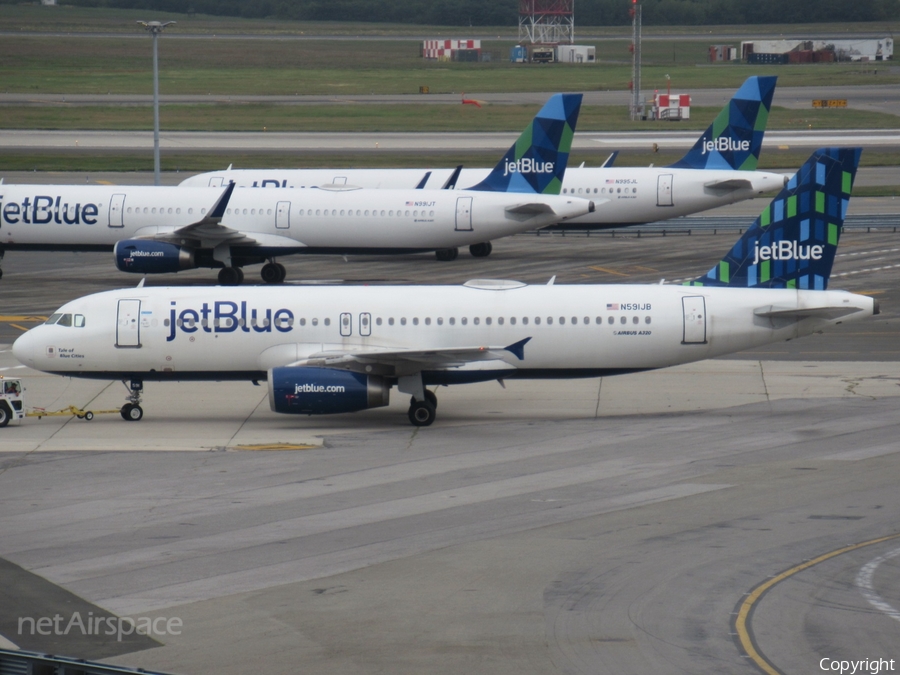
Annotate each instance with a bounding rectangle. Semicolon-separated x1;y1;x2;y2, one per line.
855;545;900;623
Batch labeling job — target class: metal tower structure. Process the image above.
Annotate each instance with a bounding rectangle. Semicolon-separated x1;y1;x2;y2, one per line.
630;0;642;120
518;0;575;45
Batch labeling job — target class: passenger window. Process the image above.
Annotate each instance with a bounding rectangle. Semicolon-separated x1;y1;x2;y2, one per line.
312;318;319;326
645;316;652;324
425;318;431;325
324;318;331;326
608;316;614;325
461;318;468;326
595;317;602;324
521;317;527;325
74;315;86;328
401;318;407;326
510;317;516;325
547;317;553;325
412;318;419;326
376;317;383;326
437;318;443;325
620;316;627;324
534;317;540;325
497;317;503;325
583;317;589;325
633;316;639;324
300;318;306;326
389;318;395;326
473;318;480;325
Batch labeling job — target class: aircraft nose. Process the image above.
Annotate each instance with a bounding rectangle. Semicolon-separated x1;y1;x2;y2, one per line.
12;328;36;368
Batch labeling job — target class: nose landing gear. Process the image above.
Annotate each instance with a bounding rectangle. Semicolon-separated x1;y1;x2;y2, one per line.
120;379;144;421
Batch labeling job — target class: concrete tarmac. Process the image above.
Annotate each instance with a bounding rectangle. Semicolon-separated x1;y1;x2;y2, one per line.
1;213;900;674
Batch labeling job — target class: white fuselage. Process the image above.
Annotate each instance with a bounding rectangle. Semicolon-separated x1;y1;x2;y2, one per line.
0;184;591;252
12;283;874;384
180;166;787;227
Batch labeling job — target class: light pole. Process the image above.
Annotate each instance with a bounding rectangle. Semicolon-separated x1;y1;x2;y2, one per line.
138;20;175;186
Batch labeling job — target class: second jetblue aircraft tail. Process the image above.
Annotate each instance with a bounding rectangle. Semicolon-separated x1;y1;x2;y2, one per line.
669;75;777;171
686;147;861;290
467;93;582;195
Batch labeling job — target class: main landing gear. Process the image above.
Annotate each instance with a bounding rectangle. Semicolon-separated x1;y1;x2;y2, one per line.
218;266;244;286
435;248;458;262
469;242;492;258
260;261;287;284
120;379;144;422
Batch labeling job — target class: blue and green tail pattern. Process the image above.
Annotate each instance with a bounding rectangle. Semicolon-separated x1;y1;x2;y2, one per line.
669;76;777;171
467;93;582;195
686;147;861;290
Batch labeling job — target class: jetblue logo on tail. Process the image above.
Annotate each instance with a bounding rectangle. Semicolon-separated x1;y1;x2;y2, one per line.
753;240;824;265
503;159;555;177
702;138;751;155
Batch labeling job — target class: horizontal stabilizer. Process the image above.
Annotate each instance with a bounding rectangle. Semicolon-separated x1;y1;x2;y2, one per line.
704;178;753;191
506;202;555;215
754;304;866;320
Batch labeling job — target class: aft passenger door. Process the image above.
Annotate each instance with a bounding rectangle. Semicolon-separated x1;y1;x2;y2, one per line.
108;194;126;228
682;296;707;344
455;196;473;231
276;201;291;229
657;174;674;207
116;299;142;348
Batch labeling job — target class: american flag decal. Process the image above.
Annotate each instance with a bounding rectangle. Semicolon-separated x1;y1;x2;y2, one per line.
606;179;615;184
606;303;619;310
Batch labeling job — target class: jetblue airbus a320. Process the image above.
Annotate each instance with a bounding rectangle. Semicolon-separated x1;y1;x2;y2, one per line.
10;149;874;427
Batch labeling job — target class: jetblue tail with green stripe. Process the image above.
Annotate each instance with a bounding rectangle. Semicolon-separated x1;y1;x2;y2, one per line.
688;147;861;289
468;93;581;194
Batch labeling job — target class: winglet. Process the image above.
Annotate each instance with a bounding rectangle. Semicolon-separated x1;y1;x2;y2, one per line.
442;165;463;190
208;181;236;221
685;147;861;290
415;171;432;189
504;337;532;361
465;93;582;195
669;76;777;171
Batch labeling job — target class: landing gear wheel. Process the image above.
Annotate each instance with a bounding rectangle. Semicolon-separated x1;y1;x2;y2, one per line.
408;400;436;427
435;248;459;262
260;262;284;284
84;411;94;421
120;404;143;421
410;390;438;409
218;266;243;286
469;242;493;258
0;403;10;427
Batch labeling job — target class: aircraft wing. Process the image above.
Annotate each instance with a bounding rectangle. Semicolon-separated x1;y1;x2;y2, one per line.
287;338;532;377
704;178;754;191
136;182;262;248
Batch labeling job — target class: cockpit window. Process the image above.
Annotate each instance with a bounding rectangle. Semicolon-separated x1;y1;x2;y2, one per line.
74;314;86;328
56;314;73;327
44;313;62;325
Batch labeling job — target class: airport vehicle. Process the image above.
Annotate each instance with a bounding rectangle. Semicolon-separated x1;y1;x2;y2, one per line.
181;76;786;246
11;149;873;427
0;94;591;285
0;375;119;426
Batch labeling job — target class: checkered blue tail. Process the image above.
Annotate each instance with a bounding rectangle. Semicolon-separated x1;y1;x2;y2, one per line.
466;93;582;195
669;76;777;171
685;148;861;290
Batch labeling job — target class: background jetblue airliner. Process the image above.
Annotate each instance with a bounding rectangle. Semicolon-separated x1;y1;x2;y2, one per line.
0;94;590;284
181;76;786;258
9;149;874;428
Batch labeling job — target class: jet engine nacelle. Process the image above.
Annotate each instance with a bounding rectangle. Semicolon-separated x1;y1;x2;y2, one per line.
114;240;197;274
268;367;390;415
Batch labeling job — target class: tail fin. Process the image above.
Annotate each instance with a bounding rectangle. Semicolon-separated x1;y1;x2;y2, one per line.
686;147;861;290
466;93;582;195
669;76;777;171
